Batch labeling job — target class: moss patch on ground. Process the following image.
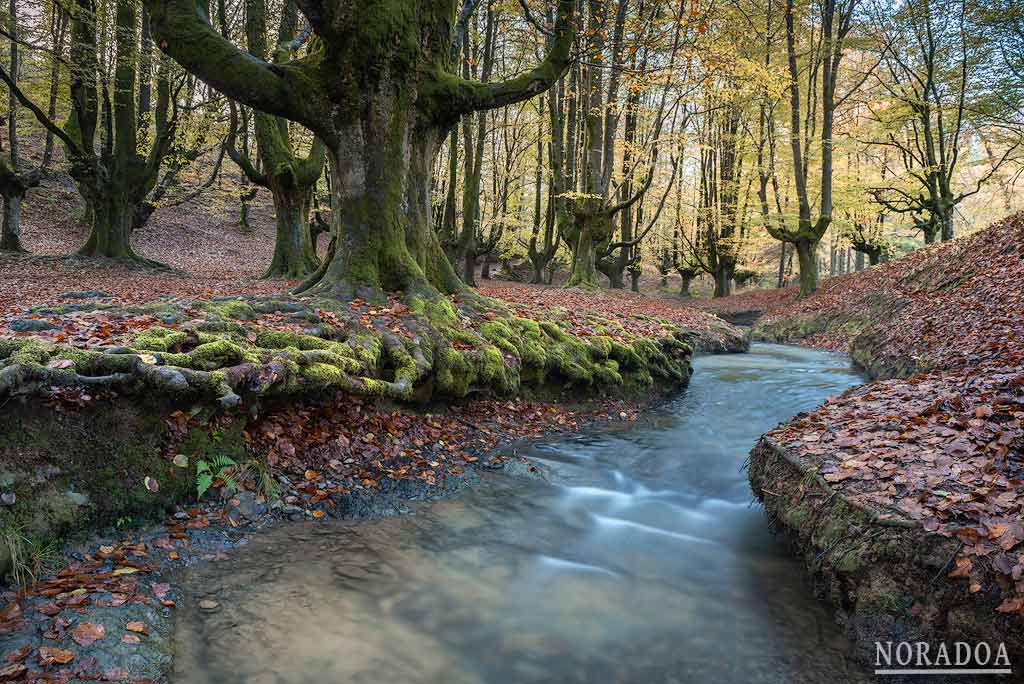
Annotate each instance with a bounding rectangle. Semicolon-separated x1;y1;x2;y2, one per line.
0;399;193;579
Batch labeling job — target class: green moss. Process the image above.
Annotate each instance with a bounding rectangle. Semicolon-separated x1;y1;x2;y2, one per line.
255;328;335;351
301;362;348;389
9;340;49;365
588;335;614;359
409;295;459;326
540;320;568;341
133;327;189;352
203;300;258;321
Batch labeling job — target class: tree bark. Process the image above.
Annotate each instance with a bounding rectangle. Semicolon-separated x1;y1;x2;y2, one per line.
566;217;602;290
679;273;694;298
265;177;318;278
795;239;817;298
79;192;139;259
0;193;24;252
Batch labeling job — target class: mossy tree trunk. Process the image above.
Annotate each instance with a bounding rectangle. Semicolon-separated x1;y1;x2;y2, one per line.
795;238;817;298
3;0;178;263
0;159;40;253
150;0;575;301
266;174;318;278
75;0;168;260
0;0;42;255
79;191;140;258
0;193;24;252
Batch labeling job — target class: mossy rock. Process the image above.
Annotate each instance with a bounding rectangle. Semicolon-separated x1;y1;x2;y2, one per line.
0;398;193;580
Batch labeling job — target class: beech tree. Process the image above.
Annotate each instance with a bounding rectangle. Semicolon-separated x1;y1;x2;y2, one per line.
221;0;325;278
765;0;859;296
0;0;201;262
147;0;575;300
866;0;1020;243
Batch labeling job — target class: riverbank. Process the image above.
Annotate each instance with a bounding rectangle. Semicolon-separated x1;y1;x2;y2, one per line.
0;259;746;547
0;391;659;683
0;250;746;681
730;214;1024;674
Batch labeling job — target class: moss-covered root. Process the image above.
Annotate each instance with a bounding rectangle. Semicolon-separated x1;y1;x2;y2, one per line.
0;294;695;406
409;293;693;398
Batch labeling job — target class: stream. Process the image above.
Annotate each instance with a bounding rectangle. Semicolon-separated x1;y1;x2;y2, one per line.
171;343;872;684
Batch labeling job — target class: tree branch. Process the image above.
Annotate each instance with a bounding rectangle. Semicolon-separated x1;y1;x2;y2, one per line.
146;0;329;139
433;0;575;118
0;63;83;158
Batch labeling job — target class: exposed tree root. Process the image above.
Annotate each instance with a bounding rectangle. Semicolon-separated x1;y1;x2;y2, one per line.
0;291;696;410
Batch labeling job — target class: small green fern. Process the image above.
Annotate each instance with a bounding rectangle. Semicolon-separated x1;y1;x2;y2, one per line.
196;454;238;499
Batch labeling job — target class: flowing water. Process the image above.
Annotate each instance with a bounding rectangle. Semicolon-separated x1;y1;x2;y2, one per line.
172;343;873;684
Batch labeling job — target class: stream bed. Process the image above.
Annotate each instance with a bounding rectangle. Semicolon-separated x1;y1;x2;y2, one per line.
171;343;872;683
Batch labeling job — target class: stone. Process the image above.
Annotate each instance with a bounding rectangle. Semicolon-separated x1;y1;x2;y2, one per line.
157;312;182;325
231;491;265;521
9;318;60;332
65;490;90;507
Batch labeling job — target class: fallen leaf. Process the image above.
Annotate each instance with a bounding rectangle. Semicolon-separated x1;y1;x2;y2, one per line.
125;621;148;635
38;646;75;666
72;622;105;647
0;663;27;681
3;645;31;664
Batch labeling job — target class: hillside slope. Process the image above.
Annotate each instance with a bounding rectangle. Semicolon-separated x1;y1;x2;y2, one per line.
742;214;1024;668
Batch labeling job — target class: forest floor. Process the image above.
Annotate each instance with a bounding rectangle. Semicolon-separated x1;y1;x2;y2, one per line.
731;213;1024;663
0;182;749;682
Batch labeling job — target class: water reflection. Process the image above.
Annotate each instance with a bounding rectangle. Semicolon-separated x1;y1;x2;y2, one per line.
173;344;870;684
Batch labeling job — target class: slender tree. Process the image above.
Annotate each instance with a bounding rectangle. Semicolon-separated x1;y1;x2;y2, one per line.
765;0;859;296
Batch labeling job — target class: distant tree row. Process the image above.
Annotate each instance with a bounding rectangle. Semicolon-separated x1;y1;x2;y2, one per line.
0;0;1020;298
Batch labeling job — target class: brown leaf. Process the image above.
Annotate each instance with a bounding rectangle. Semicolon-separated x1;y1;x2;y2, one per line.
38;646;75;666
0;663;27;681
0;603;21;623
3;645;31;664
996;595;1024;614
948;556;972;578
72;622;106;647
125;621;148;635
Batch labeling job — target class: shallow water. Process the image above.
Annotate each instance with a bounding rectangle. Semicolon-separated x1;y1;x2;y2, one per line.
172;343;872;684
